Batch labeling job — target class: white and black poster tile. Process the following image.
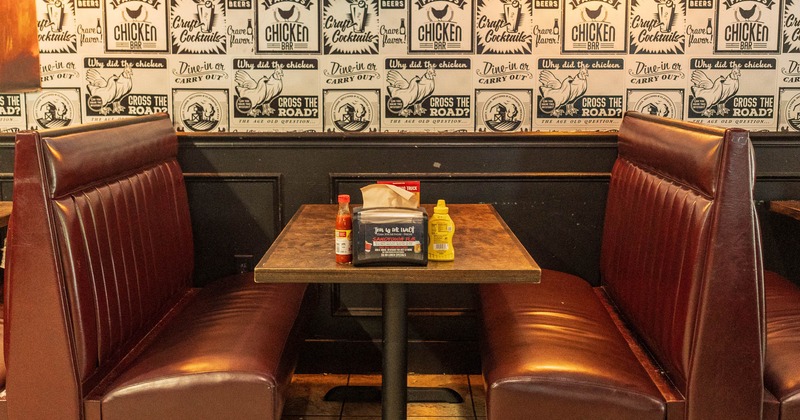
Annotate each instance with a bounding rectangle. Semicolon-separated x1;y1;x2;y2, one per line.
562;0;628;53
627;89;684;118
409;0;473;52
171;56;231;87
532;11;561;54
0;94;28;133
474;57;535;88
40;54;83;88
171;0;227;54
173;88;230;131
231;58;320;131
378;13;408;54
383;58;472;132
322;0;380;54
323;89;381;132
685;9;715;54
688;58;776;130
781;56;800;86
475;0;532;54
104;0;170;52
777;55;800;131
321;57;382;88
785;0;800;53
75;0;106;54
536;58;625;129
226;1;256;55
778;88;800;132
475;89;532;131
714;0;780;53
256;0;321;53
25;88;83;130
38;0;79;54
629;0;686;54
83;57;170;122
626;56;688;86
625;56;687;118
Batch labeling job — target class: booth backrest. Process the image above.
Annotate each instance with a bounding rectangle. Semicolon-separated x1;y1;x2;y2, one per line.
5;114;193;419
601;112;764;419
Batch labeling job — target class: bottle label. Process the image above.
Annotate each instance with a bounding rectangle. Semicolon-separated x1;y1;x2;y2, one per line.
335;229;352;255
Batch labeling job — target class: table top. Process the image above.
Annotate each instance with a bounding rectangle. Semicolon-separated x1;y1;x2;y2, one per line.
0;201;11;228
770;200;800;222
255;204;541;284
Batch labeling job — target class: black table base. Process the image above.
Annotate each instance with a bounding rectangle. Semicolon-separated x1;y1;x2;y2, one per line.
321;283;463;420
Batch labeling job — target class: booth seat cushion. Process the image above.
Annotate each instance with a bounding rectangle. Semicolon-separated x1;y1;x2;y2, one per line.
480;269;665;420
96;274;306;420
764;270;800;420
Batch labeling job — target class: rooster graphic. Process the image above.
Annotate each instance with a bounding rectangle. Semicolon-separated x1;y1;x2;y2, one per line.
386;65;436;117
234;66;284;117
538;62;589;117
429;4;450;21
584;4;604;21
690;63;740;117
86;63;134;115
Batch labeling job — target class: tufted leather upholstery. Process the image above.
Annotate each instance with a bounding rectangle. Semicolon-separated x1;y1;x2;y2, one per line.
764;270;800;420
5;114;309;420
480;111;764;420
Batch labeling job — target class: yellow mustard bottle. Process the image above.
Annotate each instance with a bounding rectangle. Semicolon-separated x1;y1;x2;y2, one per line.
428;199;455;261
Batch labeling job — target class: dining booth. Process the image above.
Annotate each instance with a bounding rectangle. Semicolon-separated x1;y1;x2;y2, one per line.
1;113;800;420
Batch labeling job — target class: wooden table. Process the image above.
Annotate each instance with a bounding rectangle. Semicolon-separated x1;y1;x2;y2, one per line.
770;200;800;222
255;204;541;420
0;201;11;228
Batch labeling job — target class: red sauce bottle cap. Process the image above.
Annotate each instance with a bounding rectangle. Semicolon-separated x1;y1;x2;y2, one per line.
338;194;350;203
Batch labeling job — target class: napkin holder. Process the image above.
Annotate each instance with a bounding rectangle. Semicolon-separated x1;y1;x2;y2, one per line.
352;207;428;266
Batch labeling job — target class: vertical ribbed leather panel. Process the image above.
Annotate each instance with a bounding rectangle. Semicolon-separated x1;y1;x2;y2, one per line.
601;157;712;393
53;159;193;381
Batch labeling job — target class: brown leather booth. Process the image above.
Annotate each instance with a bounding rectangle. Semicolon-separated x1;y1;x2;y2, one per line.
4;114;310;420
479;111;765;420
762;270;800;420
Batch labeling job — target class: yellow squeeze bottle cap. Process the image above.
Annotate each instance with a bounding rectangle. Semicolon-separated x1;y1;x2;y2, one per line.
434;199;448;214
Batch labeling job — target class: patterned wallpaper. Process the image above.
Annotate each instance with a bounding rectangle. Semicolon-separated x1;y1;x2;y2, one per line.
0;0;798;133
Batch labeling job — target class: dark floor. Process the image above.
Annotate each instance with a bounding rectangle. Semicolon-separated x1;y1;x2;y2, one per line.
282;374;487;419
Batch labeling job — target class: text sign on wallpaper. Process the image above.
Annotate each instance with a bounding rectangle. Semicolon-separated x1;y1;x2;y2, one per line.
629;0;686;54
688;58;776;130
536;58;625;129
714;0;780;53
170;0;227;54
409;0;474;52
383;57;472;131
83;57;170;121
785;0;800;53
232;58;321;131
38;0;78;53
104;0;170;52
0;94;28;133
475;0;533;54
256;0;321;53
322;0;380;54
562;0;628;53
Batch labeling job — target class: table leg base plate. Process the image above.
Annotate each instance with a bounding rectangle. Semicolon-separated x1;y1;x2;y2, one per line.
323;385;464;403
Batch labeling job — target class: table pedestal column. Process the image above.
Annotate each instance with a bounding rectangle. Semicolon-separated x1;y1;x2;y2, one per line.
382;282;408;420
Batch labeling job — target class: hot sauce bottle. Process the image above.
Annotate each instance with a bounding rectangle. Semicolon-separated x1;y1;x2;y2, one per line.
335;194;352;264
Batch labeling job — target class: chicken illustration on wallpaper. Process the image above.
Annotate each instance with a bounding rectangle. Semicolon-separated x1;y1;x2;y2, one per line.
86;63;134;115
690;63;740;117
234;66;284;116
386;64;436;116
538;62;588;117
